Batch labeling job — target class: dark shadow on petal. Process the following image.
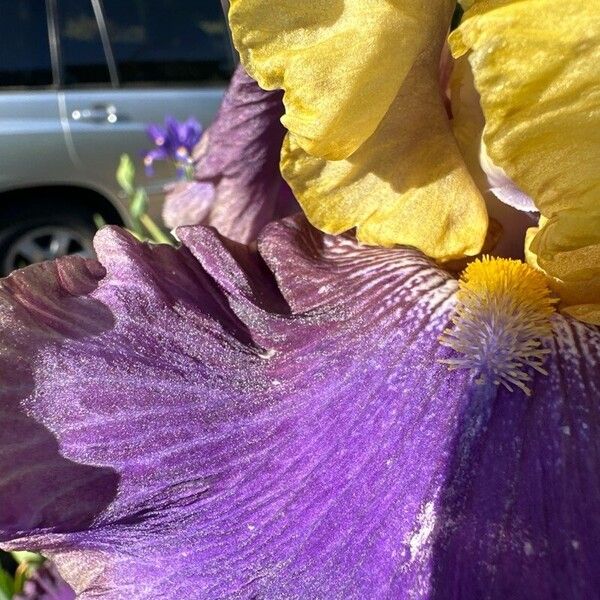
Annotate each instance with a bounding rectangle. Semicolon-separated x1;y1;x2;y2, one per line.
178;224;292;318
430;320;600;598
0;258;119;543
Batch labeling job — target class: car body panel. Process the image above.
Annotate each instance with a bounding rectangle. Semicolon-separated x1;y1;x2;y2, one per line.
62;87;225;221
0;0;233;227
0;91;71;191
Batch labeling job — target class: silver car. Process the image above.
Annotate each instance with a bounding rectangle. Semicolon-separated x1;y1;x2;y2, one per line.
0;0;235;275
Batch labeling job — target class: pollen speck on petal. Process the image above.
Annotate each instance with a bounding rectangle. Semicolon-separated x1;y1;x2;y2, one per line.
441;256;557;395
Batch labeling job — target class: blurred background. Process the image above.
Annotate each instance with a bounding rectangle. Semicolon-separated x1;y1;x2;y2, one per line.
0;0;235;276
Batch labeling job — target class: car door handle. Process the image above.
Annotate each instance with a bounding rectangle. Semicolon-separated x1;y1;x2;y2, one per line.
71;104;119;124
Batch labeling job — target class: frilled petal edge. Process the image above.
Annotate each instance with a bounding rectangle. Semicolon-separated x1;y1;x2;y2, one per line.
1;217;599;598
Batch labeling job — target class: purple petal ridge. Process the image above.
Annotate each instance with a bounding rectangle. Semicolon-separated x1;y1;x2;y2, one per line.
0;217;599;598
163;65;298;243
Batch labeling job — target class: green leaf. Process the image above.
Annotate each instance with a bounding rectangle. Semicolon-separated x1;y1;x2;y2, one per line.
0;568;14;600
11;552;46;595
93;212;107;231
139;214;175;246
129;188;149;220
11;551;44;567
125;227;146;242
116;154;136;195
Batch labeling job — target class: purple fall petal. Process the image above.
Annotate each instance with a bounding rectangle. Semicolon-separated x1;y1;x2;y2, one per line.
161;181;215;228
15;563;75;600
143;148;169;162
0;217;599;598
0;259;118;538
163;65;298;243
181;117;203;151
142;147;169;176
144;124;166;147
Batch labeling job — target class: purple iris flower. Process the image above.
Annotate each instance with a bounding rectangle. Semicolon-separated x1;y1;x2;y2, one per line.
163;65;298;243
143;116;203;176
0;65;599;600
0;216;599;598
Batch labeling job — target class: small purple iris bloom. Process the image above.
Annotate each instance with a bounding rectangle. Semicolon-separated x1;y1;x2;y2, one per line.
143;116;203;177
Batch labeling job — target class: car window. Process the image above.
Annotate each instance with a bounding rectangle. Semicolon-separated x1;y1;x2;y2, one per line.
0;1;53;88
58;0;111;85
102;0;234;86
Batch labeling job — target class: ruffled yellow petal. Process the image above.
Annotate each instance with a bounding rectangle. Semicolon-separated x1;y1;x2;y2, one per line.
450;0;600;322
526;216;600;326
236;1;487;260
229;0;455;161
281;56;488;259
449;56;535;259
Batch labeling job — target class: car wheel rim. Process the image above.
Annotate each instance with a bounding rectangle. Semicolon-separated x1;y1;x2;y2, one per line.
3;226;95;274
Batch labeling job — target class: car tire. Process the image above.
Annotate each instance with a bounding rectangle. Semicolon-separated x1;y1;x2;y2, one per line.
0;203;98;276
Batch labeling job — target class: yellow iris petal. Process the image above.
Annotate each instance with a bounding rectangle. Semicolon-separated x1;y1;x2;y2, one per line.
450;0;600;323
449;56;536;260
449;56;486;192
527;216;600;326
230;0;488;260
282;61;488;259
229;0;452;161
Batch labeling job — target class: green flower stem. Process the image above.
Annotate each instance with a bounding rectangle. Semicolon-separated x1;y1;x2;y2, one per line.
139;214;174;245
